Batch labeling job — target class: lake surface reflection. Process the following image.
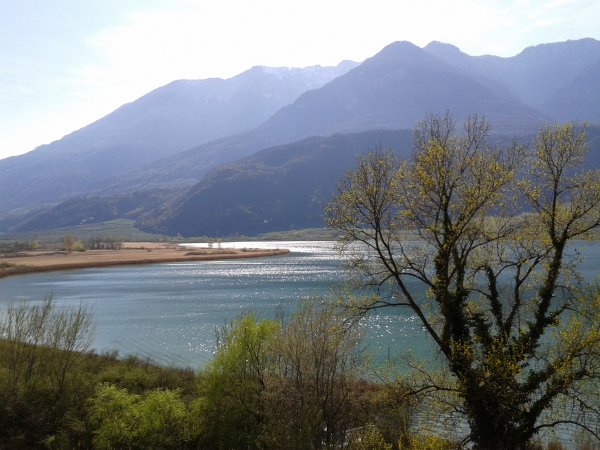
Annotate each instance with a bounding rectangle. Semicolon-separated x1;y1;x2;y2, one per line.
0;240;597;369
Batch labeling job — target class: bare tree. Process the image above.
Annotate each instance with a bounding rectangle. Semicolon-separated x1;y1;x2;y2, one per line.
264;303;361;449
0;295;93;406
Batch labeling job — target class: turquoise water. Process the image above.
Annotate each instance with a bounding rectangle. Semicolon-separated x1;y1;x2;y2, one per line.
0;240;597;370
0;241;428;368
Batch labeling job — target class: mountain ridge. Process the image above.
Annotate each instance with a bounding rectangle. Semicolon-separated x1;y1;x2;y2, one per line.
2;38;600;235
96;39;549;197
0;62;357;215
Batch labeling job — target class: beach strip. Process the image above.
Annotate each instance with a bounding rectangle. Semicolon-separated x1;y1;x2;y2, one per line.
0;244;289;279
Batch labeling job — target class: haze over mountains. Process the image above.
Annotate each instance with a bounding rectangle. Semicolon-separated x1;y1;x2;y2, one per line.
0;62;357;213
424;38;600;113
2;38;600;236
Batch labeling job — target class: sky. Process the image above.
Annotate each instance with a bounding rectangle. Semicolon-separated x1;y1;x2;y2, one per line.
1;0;599;160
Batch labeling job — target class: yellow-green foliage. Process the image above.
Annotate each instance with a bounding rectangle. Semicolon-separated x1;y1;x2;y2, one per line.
97;355;195;395
87;383;191;450
0;298;198;449
198;315;280;449
326;115;600;449
348;425;393;450
400;434;458;450
198;305;372;450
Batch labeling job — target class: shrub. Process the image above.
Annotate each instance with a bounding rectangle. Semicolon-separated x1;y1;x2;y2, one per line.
87;383;192;450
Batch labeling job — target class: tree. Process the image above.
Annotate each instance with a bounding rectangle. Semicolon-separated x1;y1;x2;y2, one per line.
87;384;192;450
197;305;366;449
0;296;94;447
264;303;361;449
197;315;280;449
63;234;75;253
326;114;600;450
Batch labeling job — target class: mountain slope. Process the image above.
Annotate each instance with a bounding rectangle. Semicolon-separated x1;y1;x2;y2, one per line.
542;60;600;122
424;38;600;120
137;124;600;237
0;62;356;216
503;38;600;111
5;190;176;233
136;129;415;236
105;41;546;195
258;41;544;138
3;38;600;235
11;124;599;237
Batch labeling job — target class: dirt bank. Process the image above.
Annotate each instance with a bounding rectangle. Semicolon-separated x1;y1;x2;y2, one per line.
0;242;289;279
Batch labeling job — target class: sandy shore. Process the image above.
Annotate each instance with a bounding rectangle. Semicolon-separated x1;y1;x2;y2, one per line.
0;242;289;279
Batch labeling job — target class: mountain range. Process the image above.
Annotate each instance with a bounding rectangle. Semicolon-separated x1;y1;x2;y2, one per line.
2;38;600;237
0;62;356;215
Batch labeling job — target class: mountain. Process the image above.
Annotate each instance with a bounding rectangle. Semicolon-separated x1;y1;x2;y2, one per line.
499;38;600;112
3;38;600;236
136;124;600;237
0;62;357;216
261;41;546;135
542;60;600;122
102;41;547;195
11;124;600;237
135;129;415;236
4;190;175;233
424;38;600;121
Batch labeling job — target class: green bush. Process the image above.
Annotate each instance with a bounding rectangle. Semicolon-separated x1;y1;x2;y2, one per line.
98;355;195;395
87;383;192;450
197;314;279;449
348;424;393;450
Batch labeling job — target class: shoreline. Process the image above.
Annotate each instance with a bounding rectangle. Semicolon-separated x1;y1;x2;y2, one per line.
0;243;289;279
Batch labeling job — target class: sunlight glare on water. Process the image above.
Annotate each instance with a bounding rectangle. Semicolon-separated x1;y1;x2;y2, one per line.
0;241;368;367
0;240;597;370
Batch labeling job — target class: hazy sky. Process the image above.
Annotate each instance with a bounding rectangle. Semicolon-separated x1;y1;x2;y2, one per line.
1;0;599;160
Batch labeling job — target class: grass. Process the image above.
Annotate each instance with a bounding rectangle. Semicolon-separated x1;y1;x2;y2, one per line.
0;219;168;244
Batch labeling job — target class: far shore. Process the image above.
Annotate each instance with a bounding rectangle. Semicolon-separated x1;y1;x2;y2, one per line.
0;242;289;279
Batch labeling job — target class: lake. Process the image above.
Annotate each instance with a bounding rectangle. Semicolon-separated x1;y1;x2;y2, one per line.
0;240;598;369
